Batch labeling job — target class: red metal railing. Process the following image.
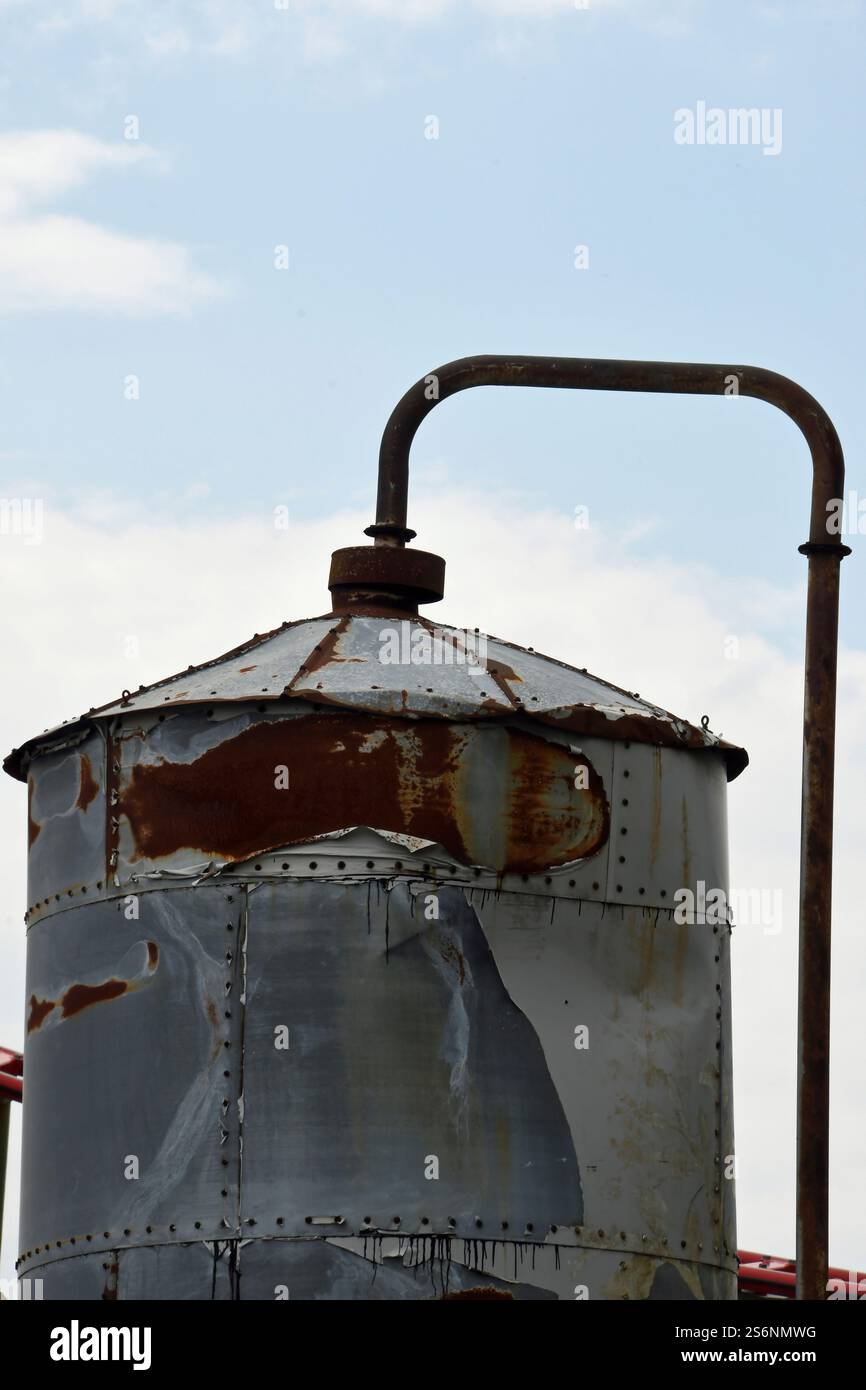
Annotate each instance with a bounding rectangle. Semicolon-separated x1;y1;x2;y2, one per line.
738;1249;865;1299
0;1046;22;1102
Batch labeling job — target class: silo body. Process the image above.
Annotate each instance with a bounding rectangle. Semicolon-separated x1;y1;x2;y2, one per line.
10;612;744;1300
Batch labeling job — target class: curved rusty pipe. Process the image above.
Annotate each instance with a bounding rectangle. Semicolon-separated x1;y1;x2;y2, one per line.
370;356;845;548
369;354;850;1301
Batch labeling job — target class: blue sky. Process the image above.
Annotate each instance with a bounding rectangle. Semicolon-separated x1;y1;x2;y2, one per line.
1;0;864;1281
1;0;863;649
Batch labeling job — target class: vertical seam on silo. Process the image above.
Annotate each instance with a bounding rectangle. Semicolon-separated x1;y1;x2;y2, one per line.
235;883;249;1265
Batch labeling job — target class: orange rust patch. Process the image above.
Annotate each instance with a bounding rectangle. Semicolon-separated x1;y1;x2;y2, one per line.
61;978;128;1018
29;952;158;1032
291;617;349;680
119;712;609;874
27;778;41;847
27;994;55;1032
77;753;99;811
289;616;366;681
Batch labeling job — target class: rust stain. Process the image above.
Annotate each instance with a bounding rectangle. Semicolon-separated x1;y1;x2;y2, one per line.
205;996;222;1061
238;665;257;673
681;795;691;892
289;615;364;683
27;777;41;847
631;916;657;997
105;726;119;885
119;712;609;874
441;1287;514;1300
77;753;99;811
27;994;55;1033
649;747;662;870
61;978;128;1018
27;943;158;1032
102;1259;119;1301
437;935;466;985
417;618;523;710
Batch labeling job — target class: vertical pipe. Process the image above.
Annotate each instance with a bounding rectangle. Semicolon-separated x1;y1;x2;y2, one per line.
373;355;850;1298
796;548;843;1298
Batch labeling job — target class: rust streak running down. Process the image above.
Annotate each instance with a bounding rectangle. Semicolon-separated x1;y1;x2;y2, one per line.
120;712;609;874
27;777;41;846
77;754;100;811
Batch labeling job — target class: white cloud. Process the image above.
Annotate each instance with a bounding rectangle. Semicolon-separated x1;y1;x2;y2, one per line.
0;130;152;218
302;15;349;63
13;0;692;68
0;489;864;1278
0;131;221;314
145;27;192;58
210;22;252;56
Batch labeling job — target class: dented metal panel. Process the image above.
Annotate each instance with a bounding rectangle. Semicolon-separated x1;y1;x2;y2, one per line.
18;888;243;1269
472;893;735;1267
17;859;736;1298
26;731;106;911
240;879;584;1235
237;1238;556;1300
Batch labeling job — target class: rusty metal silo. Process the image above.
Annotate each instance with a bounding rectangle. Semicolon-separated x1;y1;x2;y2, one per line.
6;355;848;1300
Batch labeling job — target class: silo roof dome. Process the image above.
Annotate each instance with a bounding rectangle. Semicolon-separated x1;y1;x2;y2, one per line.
4;610;747;781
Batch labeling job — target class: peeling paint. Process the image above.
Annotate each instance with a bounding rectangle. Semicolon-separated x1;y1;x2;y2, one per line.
118;713;609;874
26;939;160;1033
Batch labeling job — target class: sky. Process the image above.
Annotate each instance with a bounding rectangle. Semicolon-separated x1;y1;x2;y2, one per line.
0;0;864;1288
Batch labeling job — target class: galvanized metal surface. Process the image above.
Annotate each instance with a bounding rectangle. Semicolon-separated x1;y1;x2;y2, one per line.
17;761;736;1298
5;612;747;783
20;888;243;1259
21;703;730;934
241;879;584;1234
25;730;107;913
25;1239;734;1300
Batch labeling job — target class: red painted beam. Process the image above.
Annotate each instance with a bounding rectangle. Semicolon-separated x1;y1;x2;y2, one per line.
0;1047;22;1102
738;1250;865;1299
